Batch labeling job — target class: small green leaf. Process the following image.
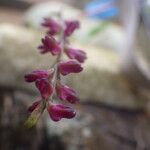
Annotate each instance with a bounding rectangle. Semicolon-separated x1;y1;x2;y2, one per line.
88;21;109;37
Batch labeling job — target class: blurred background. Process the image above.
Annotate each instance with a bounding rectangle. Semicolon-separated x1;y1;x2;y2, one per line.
0;0;150;150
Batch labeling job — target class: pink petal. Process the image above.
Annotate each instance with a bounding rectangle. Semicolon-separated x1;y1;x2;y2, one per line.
38;36;61;55
35;78;53;100
65;20;80;37
65;48;87;63
47;104;76;121
58;60;83;76
56;84;79;104
24;70;50;82
41;18;61;36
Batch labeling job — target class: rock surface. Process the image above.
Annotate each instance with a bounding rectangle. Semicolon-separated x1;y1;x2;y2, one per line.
24;1;82;28
0;23;147;109
24;1;124;51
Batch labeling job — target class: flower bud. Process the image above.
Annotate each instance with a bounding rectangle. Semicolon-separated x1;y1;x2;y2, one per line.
35;78;53;99
28;100;41;112
64;20;80;37
38;36;61;55
47;104;76;121
42;18;61;35
24;70;51;82
65;48;87;63
56;84;79;103
58;60;83;76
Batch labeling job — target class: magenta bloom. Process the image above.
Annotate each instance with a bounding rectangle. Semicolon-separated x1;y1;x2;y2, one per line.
35;78;53;99
38;36;61;55
56;84;79;103
42;18;61;35
65;48;87;63
47;104;76;121
64;20;80;37
28;100;41;113
58;60;83;76
24;70;51;82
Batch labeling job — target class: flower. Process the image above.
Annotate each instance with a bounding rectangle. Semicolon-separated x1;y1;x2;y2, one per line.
65;48;87;63
24;70;53;82
28;100;41;112
58;60;83;76
35;78;53;99
64;20;80;37
47;104;76;121
38;36;61;55
41;18;61;35
56;84;79;103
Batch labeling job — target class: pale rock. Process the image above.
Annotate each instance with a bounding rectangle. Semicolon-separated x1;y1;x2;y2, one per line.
24;1;82;28
0;23;146;109
24;1;124;52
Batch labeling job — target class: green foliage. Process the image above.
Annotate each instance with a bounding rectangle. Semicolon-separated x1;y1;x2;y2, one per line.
87;21;109;37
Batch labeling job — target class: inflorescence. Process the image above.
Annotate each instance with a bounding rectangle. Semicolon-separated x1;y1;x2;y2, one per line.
24;15;87;126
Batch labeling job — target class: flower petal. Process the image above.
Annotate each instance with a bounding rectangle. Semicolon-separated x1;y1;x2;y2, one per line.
24;70;50;82
56;84;79;103
58;60;83;76
42;18;61;36
35;78;53;99
38;36;61;55
64;20;80;37
65;48;87;63
47;104;76;121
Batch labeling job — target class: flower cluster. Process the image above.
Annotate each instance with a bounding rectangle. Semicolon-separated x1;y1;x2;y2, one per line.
25;15;86;126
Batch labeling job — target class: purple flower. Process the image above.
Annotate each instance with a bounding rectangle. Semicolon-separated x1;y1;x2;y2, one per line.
35;78;53;100
64;20;80;37
24;70;52;82
56;84;79;104
42;18;61;36
58;60;83;76
28;100;41;112
47;104;76;121
65;48;87;63
38;36;61;55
